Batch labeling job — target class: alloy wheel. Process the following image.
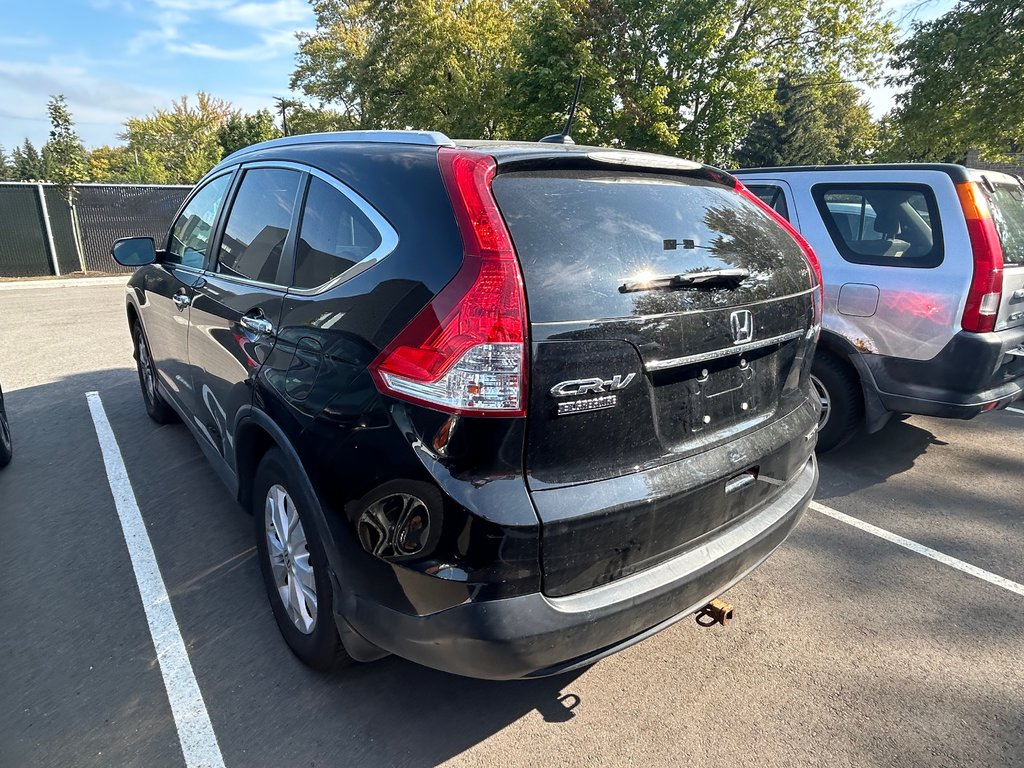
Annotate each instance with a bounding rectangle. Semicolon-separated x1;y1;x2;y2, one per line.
137;333;156;403
264;483;317;634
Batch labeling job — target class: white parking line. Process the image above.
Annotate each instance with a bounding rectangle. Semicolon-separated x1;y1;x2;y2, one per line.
86;392;226;768
810;501;1024;597
1006;406;1024;416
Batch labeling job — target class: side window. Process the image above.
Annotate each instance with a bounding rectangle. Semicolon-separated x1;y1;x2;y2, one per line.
812;184;943;268
217;168;302;284
746;184;790;221
166;174;231;268
293;176;383;290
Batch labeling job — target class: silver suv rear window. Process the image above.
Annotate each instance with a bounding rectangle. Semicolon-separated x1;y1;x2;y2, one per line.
812;183;943;269
985;181;1024;266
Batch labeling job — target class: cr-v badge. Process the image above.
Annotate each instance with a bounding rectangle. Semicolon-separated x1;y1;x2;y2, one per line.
550;373;636;416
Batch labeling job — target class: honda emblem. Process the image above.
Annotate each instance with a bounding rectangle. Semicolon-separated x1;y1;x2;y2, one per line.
730;310;754;344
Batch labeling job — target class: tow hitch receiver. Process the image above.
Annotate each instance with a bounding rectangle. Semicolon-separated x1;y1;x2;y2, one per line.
695;599;734;627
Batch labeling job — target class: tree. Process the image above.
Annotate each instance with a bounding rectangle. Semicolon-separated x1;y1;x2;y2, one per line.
121;93;234;184
886;0;1024;161
87;145;138;183
217;109;282;156
0;146;11;180
10;138;45;181
42;95;87;203
286;102;358;134
292;0;525;138
506;0;894;163
734;77;877;167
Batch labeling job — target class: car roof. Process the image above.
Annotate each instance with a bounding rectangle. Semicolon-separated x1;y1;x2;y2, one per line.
735;163;978;183
214;130;734;185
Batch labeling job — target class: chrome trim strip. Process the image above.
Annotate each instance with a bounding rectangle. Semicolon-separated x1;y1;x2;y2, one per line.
285;166;399;296
202;161;399;295
645;329;805;371
531;287;816;327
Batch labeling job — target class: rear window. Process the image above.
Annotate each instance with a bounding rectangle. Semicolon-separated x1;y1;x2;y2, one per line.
985;181;1024;266
491;171;808;323
812;184;943;268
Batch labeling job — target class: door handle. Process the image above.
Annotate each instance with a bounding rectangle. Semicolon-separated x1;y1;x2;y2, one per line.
172;292;191;310
239;314;274;337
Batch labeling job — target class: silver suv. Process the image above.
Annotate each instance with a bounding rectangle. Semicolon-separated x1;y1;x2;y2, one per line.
736;164;1024;450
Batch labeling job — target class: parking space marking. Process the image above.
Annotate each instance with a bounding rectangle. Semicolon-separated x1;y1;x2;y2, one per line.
1007;407;1024;416
86;392;226;768
810;501;1024;597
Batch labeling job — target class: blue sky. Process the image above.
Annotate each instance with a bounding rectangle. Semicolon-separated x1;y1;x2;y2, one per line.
0;0;954;153
0;0;315;151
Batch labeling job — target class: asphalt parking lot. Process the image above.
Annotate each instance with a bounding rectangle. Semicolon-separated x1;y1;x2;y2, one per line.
2;280;1022;768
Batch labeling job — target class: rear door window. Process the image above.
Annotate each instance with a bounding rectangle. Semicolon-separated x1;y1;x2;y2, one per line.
984;181;1024;266
491;170;809;323
746;184;790;221
166;174;231;268
812;184;943;268
292;176;383;290
217;167;302;284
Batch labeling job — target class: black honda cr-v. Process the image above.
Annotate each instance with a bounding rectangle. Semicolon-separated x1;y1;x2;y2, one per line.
112;130;821;679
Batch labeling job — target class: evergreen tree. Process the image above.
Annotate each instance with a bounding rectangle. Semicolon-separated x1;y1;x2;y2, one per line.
11;139;45;181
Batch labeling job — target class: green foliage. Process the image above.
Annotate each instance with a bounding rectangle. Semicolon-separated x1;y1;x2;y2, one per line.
43;95;88;202
0;146;10;180
10;139;45;181
504;0;894;162
734;77;877;167
86;145;140;183
285;102;358;134
293;0;525;138
886;0;1023;162
217;109;283;156
121;93;234;184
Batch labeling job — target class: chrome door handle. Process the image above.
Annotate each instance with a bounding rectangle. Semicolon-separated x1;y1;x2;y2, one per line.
239;314;274;337
172;292;191;310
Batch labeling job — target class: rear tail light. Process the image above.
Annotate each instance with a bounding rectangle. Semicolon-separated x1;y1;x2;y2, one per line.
735;180;824;327
368;148;528;416
955;181;1004;333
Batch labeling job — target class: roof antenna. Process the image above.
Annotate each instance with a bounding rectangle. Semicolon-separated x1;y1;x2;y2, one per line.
539;75;583;144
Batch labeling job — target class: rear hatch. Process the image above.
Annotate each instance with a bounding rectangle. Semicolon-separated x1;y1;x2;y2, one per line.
490;153;817;596
979;172;1024;330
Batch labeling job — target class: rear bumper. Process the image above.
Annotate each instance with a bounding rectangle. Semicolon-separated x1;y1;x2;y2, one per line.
341;455;817;680
866;327;1024;419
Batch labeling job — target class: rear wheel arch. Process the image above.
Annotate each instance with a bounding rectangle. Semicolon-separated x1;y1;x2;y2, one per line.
233;413;279;512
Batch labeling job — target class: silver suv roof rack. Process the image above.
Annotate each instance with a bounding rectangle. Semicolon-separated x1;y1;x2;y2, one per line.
223;130;455;162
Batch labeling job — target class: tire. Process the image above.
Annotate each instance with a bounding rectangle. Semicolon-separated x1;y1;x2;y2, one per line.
0;401;12;469
253;448;350;671
132;320;178;424
810;353;863;453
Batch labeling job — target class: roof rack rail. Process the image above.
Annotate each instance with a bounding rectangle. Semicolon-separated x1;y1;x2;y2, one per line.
223;130;455;162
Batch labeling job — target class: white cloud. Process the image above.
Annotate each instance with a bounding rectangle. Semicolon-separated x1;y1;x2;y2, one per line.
0;34;49;47
221;0;310;29
0;57;171;147
167;28;299;61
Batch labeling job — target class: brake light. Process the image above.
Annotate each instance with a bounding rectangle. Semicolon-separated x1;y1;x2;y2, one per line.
368;148;528;417
734;180;824;326
955;181;1004;333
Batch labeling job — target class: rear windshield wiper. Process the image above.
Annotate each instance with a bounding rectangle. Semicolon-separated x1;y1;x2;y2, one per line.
618;268;750;294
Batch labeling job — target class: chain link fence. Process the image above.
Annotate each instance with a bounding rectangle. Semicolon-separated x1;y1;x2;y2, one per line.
0;182;191;278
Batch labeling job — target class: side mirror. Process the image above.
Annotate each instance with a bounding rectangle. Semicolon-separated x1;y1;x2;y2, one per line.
111;237;157;267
